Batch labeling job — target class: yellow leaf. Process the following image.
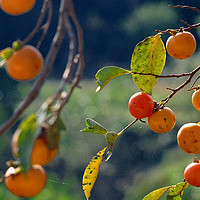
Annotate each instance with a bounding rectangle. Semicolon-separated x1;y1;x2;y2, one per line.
82;147;107;200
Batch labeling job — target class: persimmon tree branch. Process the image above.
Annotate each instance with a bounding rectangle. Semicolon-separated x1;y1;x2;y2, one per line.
37;0;53;49
156;5;200;33
23;0;52;46
161;66;200;105
0;0;84;135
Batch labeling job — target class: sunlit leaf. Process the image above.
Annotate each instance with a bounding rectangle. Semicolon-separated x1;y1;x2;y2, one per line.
82;147;107;200
95;66;131;92
13;113;41;171
81;118;108;135
143;186;170;200
131;34;166;94
0;47;13;60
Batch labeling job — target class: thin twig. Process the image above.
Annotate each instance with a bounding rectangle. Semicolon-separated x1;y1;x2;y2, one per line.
0;0;68;135
132;70;197;79
37;0;53;49
169;5;200;14
118;119;138;136
23;0;50;46
156;5;200;34
57;0;85;115
188;75;200;91
161;66;200;105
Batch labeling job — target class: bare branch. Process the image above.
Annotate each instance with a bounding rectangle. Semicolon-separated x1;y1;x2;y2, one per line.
169;5;200;14
37;0;53;49
23;0;51;45
161;66;200;105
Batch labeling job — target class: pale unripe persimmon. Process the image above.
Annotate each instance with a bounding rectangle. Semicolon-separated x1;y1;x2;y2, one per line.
166;31;196;59
0;0;35;15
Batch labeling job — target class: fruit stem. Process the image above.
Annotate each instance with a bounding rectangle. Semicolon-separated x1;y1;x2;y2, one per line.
118;119;138;136
193;156;199;163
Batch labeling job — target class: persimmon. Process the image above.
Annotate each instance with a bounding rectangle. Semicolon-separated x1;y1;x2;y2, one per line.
5;45;43;81
148;107;176;133
184;162;200;187
30;136;58;166
4;165;47;197
12;129;58;166
177;123;200;154
0;0;35;15
166;31;196;59
128;92;154;119
192;89;200;112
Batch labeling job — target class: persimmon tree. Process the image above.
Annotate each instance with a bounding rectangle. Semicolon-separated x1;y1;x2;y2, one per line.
0;1;200;200
81;4;200;200
0;0;84;198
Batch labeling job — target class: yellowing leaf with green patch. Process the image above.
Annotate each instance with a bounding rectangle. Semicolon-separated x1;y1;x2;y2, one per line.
82;147;107;200
131;34;166;94
143;186;170;200
95;66;131;92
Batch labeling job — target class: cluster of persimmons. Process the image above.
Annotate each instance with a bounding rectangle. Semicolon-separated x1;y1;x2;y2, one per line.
0;0;59;198
128;30;200;188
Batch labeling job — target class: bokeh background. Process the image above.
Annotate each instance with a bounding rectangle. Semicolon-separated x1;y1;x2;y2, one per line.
0;0;200;199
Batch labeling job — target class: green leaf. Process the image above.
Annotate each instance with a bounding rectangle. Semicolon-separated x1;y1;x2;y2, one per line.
143;186;170;200
81;118;108;135
95;66;131;92
82;147;107;200
167;182;188;200
46;117;64;149
13;113;41;171
105;132;118;161
0;47;13;60
131;34;166;94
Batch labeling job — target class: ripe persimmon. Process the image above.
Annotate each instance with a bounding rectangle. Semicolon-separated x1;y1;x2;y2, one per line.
166;31;196;59
177;123;200;154
192;89;200;112
30;136;58;166
0;0;35;15
4;165;47;198
148;107;176;133
12;129;58;166
184;162;200;187
5;45;43;81
128;92;154;119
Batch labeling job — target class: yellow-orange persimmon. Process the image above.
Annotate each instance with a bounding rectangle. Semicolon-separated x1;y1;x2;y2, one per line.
166;31;196;59
148;107;176;133
5;45;43;81
192;89;200;112
177;123;200;154
12;129;58;166
0;0;35;15
4;165;47;198
30;137;58;166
